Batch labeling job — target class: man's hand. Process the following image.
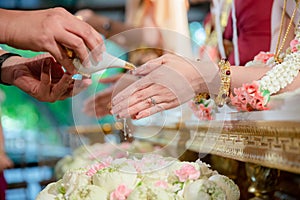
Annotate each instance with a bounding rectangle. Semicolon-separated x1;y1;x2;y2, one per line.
2;54;92;102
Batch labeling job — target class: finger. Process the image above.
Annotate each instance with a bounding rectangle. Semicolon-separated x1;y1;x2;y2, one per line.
88;41;105;65
84;89;111;111
43;38;77;74
32;54;65;82
117;98;153;118
50;61;65;82
116;92;175;118
56;31;90;67
65;16;104;63
84;87;113;116
51;74;74;100
111;84;153;115
135;101;179;119
132;56;166;76
112;76;153;106
37;58;52;100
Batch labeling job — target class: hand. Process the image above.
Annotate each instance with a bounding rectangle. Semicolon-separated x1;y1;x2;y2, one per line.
1;8;104;74
84;73;139;118
84;74;122;118
112;54;218;119
2;54;92;102
0;153;13;171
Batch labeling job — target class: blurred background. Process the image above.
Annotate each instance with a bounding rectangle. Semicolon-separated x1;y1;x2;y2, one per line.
0;0;210;199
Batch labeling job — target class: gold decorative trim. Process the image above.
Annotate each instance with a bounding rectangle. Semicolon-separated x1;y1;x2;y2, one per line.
134;121;300;174
186;121;300;174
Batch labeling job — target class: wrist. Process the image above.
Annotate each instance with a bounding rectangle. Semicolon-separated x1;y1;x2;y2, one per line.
190;60;220;95
0;53;23;85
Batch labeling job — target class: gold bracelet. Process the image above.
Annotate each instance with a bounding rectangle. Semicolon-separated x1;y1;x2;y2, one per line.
215;58;231;107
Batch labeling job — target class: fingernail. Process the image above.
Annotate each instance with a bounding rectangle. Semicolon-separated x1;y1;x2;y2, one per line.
135;113;142;119
136;111;148;119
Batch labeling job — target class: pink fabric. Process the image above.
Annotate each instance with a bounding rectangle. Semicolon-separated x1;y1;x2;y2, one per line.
223;0;274;65
0;172;6;200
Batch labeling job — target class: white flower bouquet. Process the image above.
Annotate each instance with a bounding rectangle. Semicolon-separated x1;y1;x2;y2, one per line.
38;155;240;200
54;141;164;179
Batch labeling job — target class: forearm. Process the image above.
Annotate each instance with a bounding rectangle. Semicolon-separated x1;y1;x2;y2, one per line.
0;9;24;46
230;66;269;90
230;65;299;95
193;60;299;96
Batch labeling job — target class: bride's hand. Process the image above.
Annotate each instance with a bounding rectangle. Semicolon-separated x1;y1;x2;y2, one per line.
112;54;219;119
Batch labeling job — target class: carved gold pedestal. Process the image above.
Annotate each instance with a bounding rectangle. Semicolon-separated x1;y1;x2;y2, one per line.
246;163;280;199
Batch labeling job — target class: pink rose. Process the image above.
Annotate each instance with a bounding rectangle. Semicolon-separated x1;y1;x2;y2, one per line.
175;164;200;182
244;81;259;95
230;81;269;111
110;184;132;200
292;46;298;53
189;101;214;120
254;51;275;63
290;39;299;48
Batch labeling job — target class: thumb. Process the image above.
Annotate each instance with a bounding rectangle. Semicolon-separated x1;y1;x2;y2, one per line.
39;58;52;93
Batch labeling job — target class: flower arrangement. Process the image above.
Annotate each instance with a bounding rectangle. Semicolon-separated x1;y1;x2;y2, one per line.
37;155;240;200
231;22;300;112
230;81;270;112
54;141;165;179
188;98;215;120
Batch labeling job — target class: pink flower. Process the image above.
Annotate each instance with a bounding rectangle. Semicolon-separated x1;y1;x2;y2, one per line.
244;81;259;95
254;51;275;64
230;81;269;112
175;164;200;182
290;39;299;48
292;46;298;53
86;159;111;176
110;185;132;200
155;180;168;189
189;101;213;120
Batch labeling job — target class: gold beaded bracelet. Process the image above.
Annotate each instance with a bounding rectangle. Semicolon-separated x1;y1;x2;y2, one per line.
215;58;231;107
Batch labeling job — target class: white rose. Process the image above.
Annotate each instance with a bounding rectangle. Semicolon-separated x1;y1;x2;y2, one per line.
55;155;73;179
93;168;138;193
183;179;226;200
127;185;175;200
209;174;240;200
61;168;91;196
131;141;155;153
36;183;57;200
69;185;108;200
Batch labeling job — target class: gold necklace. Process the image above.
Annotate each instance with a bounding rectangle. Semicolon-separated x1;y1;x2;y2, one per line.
275;0;299;63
